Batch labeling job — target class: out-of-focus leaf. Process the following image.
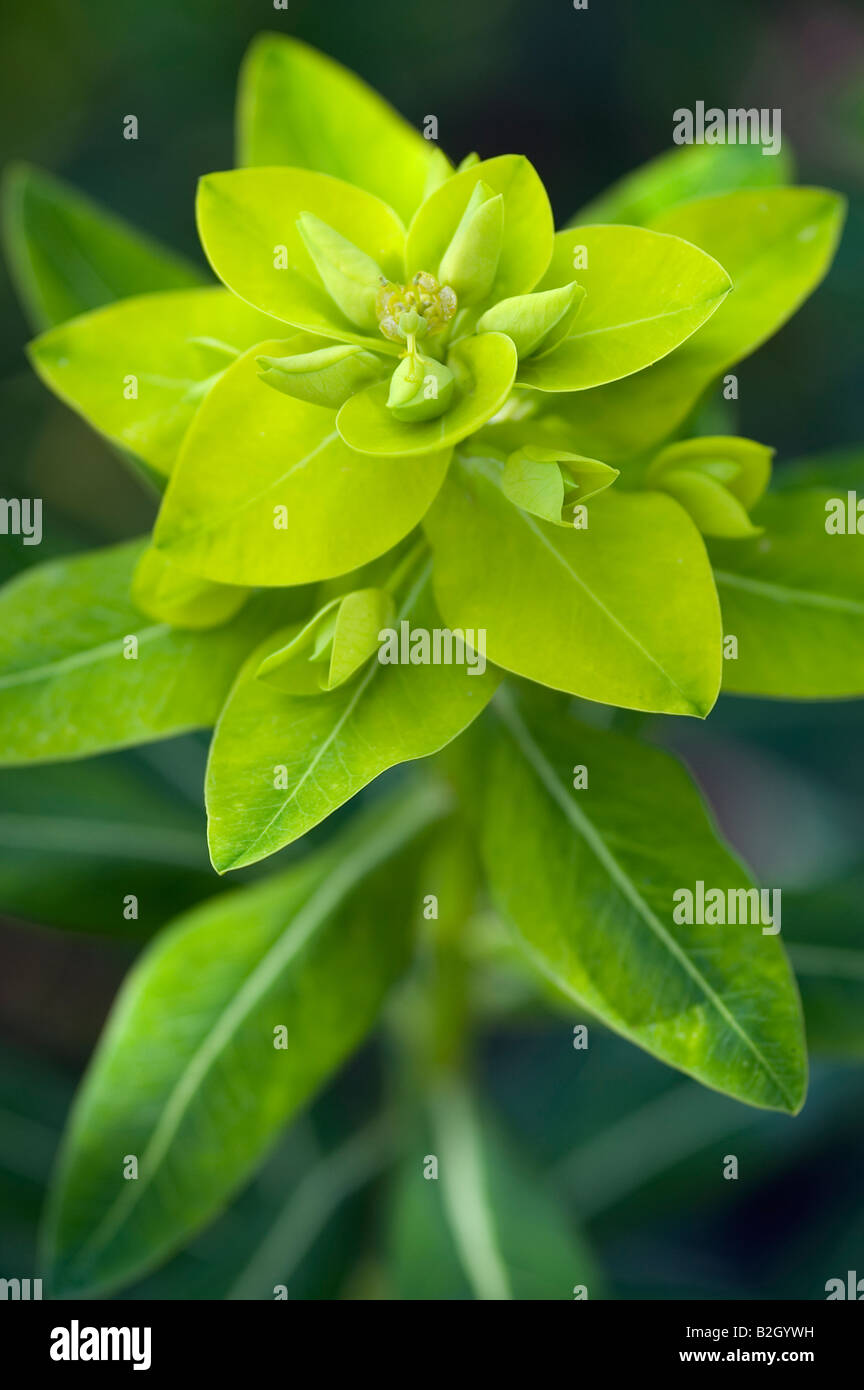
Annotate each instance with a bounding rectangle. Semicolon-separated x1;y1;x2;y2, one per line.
0;752;214;935
44;780;443;1297
712;489;864;698
537;189;845;460
389;1080;599;1299
1;163;204;330
571;142;795;227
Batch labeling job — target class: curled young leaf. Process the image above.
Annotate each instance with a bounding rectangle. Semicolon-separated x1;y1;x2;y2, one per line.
406;156;554;307
501;446;619;527
337;332;517;457
257;342;388;410
645;437;773;540
476;281;585;359
255;588;396;695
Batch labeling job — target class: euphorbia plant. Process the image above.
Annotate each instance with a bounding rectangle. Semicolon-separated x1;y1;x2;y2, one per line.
1;34;860;1299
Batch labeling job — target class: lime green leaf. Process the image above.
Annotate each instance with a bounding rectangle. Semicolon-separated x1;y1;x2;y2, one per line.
337;333;517;457
28;288;282;476
476;690;807;1112
406;156;554;306
712;488;864;698
516;226;731;391
43;781;443;1297
571;142;796;227
541;189;845;460
236;34;450;224
131;546;250;630
154;341;451;585
424;453;722;716
0;540;298;765
255;588;395;695
1;162;203;331
501;446;618;526
476;281;585;358
390;1082;600;1300
206;560;499;869
196;168;405;350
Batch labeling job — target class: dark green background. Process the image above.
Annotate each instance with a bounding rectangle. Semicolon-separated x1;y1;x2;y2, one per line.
1;0;862;1300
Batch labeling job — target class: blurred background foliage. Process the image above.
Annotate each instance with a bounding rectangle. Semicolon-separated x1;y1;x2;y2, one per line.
0;0;862;1299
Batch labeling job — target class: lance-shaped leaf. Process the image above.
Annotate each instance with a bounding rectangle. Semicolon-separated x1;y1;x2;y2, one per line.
475;690;807;1112
206;559;499;870
255;588;395;695
0;539;300;765
390;1082;600;1300
43;781;444;1297
476;281;585;359
257;342;388;409
1;162;204;330
28;288;283;477
516;225;731;392
337;333;517;457
501;446;619;526
540;188;845;460
236;34;450;224
196;168;405;351
131;546;250;630
424;452;722;717
711;488;864;698
154;341;452;585
571;141;795;227
645;436;773;540
406;156;554;306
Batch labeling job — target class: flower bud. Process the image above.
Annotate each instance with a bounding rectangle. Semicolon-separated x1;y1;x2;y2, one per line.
645;437;773;538
296;213;384;332
438;181;504;305
502;446;619;526
386;356;455;422
477;281;585;358
255;588;395;695
257;344;386;409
